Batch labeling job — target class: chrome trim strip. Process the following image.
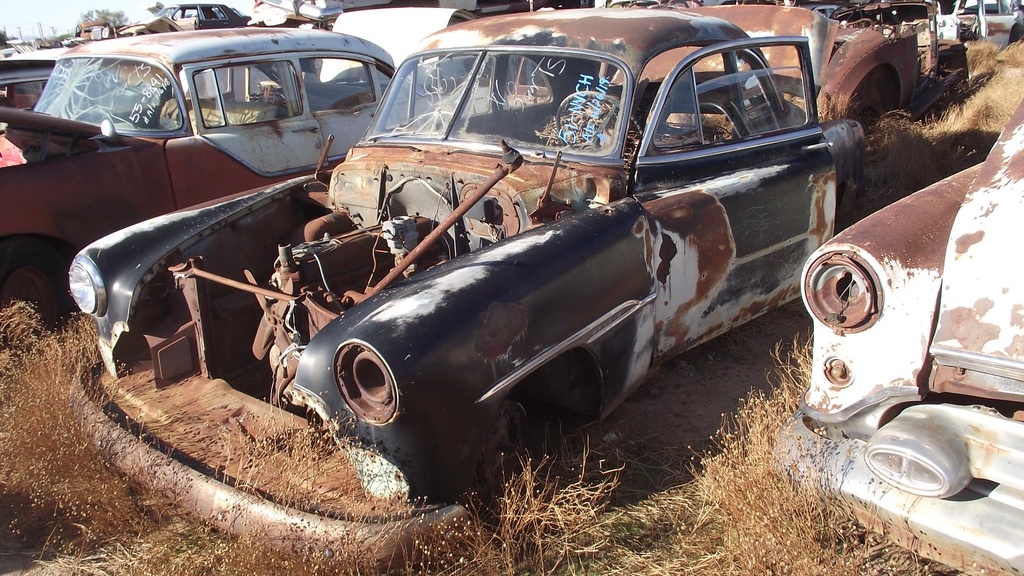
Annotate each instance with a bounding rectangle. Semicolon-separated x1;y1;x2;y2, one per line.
636;126;825;166
475;292;656;404
931;345;1024;381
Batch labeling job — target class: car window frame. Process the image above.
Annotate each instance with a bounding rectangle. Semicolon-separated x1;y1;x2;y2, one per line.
365;46;636;165
638;36;817;161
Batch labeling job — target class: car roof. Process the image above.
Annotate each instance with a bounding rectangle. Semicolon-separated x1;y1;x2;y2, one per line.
61;28;393;70
418;8;749;74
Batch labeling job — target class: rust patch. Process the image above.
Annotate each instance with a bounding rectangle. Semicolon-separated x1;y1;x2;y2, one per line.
1008;334;1024;358
954;230;985;255
934;305;1001;351
475;301;528;359
657;233;677;285
809;171;833;240
1010;304;1024;329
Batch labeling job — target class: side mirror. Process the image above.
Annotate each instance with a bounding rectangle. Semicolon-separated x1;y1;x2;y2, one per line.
100;118;118;139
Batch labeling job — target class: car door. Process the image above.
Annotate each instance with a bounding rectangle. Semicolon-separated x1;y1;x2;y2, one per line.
185;58;325;176
298;56;391;162
632;38;837;362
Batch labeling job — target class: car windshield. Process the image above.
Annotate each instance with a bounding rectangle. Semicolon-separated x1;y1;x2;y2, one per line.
34;57;183;132
368;50;628;157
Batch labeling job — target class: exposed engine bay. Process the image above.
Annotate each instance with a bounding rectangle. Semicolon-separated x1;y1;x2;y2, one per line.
150;140;606;420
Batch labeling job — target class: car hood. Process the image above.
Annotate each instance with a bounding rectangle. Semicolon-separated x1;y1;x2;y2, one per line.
931;105;1024;366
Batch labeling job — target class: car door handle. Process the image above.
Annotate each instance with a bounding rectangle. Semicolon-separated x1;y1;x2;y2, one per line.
802;142;831;152
292;126;320;133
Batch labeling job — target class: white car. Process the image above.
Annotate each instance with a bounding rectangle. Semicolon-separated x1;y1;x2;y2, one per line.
779;99;1024;574
938;0;1024;48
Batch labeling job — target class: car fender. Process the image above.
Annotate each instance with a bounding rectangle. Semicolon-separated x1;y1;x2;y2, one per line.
293;198;657;501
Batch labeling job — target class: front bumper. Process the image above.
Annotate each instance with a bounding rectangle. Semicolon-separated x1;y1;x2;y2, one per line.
778;405;1024;575
70;372;466;569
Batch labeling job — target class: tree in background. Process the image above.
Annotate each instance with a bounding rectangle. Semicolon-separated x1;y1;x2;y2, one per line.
0;30;8;46
79;9;129;26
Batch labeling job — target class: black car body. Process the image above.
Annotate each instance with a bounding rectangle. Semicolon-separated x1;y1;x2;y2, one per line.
73;8;864;516
152;3;251;29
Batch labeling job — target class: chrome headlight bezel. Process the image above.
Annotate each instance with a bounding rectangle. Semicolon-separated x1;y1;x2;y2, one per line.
68;254;107;316
803;251;882;334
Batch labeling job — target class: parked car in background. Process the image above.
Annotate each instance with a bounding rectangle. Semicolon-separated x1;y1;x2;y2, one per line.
0;28;393;322
695;2;967;120
938;0;1024;47
0;48;63;109
149;3;251;29
70;9;864;556
778;100;1024;575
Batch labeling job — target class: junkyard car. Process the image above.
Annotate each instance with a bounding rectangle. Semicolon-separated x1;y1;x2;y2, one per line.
938;0;1024;47
0;49;63;110
778;101;1024;573
71;9;864;551
149;3;251;29
677;3;967;121
0;28;393;321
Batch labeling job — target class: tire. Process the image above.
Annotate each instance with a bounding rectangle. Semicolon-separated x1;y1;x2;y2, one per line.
0;238;69;325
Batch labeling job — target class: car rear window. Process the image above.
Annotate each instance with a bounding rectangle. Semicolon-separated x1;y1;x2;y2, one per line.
35;57;183;132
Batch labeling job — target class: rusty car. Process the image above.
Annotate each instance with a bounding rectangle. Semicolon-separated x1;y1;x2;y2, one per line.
938;0;1024;47
69;8;864;561
778;100;1024;574
0;28;393;322
647;2;966;120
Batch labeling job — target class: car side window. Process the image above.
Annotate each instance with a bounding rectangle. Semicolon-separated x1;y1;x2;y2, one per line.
192;61;301;128
201;6;225;20
299;57;376;114
648;44;809;156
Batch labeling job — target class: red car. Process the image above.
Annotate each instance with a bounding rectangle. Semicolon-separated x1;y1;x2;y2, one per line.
0;28;393;322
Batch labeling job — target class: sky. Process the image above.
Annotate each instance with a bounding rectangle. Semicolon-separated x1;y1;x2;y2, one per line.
2;0;254;41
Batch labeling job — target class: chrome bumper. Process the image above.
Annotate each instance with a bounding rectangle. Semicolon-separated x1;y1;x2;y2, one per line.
777;404;1024;575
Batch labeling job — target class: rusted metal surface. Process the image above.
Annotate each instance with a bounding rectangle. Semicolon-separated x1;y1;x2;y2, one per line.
418;8;748;73
798;164;975;421
62;28;391;74
70;372;466;569
684;5;837;87
926;101;1024;403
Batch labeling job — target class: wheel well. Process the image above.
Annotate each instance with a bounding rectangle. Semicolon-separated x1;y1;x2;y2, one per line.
512;347;603;417
0;234;77;263
854;66;901;116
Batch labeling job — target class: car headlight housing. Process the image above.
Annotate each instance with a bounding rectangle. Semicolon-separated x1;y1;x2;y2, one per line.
68;254;107;316
335;342;398;424
803;252;881;334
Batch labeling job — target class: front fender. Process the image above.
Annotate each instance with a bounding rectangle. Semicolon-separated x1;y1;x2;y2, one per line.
800;164;978;434
294;198;656;501
80;176;310;346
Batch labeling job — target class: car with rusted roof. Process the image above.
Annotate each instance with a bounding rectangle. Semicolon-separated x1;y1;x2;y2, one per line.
0;28;393;322
69;9;864;563
778;100;1024;574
